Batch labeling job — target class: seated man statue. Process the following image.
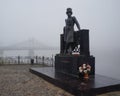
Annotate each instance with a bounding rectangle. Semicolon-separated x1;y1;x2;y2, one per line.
63;8;81;54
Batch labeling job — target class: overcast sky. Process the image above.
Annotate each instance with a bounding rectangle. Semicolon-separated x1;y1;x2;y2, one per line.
0;0;120;50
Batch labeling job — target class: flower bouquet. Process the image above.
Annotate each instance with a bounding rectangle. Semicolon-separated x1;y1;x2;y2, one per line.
79;63;91;79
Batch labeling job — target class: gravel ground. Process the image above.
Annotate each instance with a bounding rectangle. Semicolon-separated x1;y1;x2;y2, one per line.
0;64;120;96
0;64;73;96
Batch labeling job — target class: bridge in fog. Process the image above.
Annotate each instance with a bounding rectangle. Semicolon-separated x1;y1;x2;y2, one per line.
0;38;58;57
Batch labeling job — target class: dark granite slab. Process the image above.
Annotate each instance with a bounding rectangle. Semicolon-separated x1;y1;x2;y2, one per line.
55;55;95;76
30;67;120;96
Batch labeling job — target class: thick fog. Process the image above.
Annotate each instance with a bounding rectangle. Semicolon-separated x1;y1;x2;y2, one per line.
0;0;120;48
0;0;120;79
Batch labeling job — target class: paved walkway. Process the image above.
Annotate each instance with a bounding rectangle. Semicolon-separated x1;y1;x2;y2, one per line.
0;64;119;96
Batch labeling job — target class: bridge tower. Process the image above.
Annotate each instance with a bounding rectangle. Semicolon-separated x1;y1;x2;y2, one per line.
28;49;34;57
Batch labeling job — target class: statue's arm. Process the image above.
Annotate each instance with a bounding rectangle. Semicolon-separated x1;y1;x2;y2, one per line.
73;16;80;31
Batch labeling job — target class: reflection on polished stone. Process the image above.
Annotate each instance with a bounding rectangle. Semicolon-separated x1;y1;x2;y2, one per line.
30;67;120;96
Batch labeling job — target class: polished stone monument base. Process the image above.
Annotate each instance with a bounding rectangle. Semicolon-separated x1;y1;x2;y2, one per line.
30;67;120;96
55;54;95;77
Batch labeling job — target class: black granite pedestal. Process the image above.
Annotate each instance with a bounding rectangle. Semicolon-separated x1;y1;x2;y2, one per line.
30;67;120;96
55;54;95;77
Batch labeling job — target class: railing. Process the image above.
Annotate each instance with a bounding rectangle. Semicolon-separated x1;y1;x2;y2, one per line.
0;56;54;66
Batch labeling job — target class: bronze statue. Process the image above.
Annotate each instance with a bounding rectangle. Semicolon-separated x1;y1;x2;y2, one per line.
63;8;81;54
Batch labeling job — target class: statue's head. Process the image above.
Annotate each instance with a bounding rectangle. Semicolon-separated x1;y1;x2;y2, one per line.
66;8;73;16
